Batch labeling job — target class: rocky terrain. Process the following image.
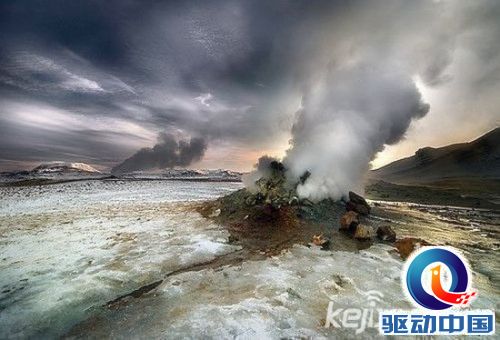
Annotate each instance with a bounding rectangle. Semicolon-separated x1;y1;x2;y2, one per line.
371;127;500;184
197;161;417;259
365;179;500;210
367;128;500;209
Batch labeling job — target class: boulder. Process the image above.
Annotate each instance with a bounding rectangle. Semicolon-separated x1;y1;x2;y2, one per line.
346;191;371;215
340;211;359;231
312;234;331;251
301;198;314;206
376;225;396;242
245;196;257;206
299;170;311;184
394;237;432;259
353;224;374;240
288;196;299;205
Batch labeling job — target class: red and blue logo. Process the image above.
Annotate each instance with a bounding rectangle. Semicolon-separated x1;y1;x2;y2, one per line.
404;246;476;310
380;246;494;335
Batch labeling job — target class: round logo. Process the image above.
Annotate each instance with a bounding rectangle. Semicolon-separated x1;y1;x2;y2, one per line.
403;247;476;310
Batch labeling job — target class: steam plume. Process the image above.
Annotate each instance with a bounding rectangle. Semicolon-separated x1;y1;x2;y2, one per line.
283;62;429;201
112;133;207;174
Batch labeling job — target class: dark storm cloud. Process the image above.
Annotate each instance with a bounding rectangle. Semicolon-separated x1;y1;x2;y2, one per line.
0;0;499;171
0;1;129;67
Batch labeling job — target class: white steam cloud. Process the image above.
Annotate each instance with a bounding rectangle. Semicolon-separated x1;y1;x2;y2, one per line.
283;62;429;201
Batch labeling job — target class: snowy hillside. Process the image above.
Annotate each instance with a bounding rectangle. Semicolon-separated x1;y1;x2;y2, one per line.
32;162;101;173
0;162;104;183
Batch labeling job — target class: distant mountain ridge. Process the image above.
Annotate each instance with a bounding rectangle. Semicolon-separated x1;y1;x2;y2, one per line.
371;127;500;184
32;162;101;174
0;163;243;184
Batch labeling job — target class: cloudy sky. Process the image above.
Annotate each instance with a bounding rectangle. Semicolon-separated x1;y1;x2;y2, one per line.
0;0;499;172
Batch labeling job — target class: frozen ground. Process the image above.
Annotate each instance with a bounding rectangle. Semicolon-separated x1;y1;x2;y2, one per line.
0;180;241;338
0;180;498;339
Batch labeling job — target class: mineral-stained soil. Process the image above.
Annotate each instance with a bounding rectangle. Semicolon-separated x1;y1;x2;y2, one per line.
196;188;374;255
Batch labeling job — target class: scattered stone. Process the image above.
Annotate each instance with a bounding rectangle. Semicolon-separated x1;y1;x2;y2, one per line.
301;198;314;206
340;211;359;230
286;287;302;299
346;191;371;215
311;234;331;250
312;234;324;246
245;196;257;206
353;224;374;240
298;205;314;218
209;208;221;217
320;239;331;251
376;225;396;242
228;235;239;244
333;274;353;288
394;237;432;259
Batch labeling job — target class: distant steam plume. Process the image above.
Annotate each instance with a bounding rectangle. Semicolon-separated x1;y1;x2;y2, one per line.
283;62;429;201
112;133;207;174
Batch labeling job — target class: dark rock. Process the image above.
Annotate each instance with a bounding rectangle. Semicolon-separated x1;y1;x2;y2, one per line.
320;239;331;251
228;235;239;244
346;191;371;215
286;287;302;299
270;160;285;172
376;225;396;242
255;192;265;203
245;196;257;206
301;198;314;206
299;170;311;184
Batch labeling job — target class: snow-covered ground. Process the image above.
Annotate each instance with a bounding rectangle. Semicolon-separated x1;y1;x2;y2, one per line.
0;181;242;338
0;180;498;339
68;244;408;339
